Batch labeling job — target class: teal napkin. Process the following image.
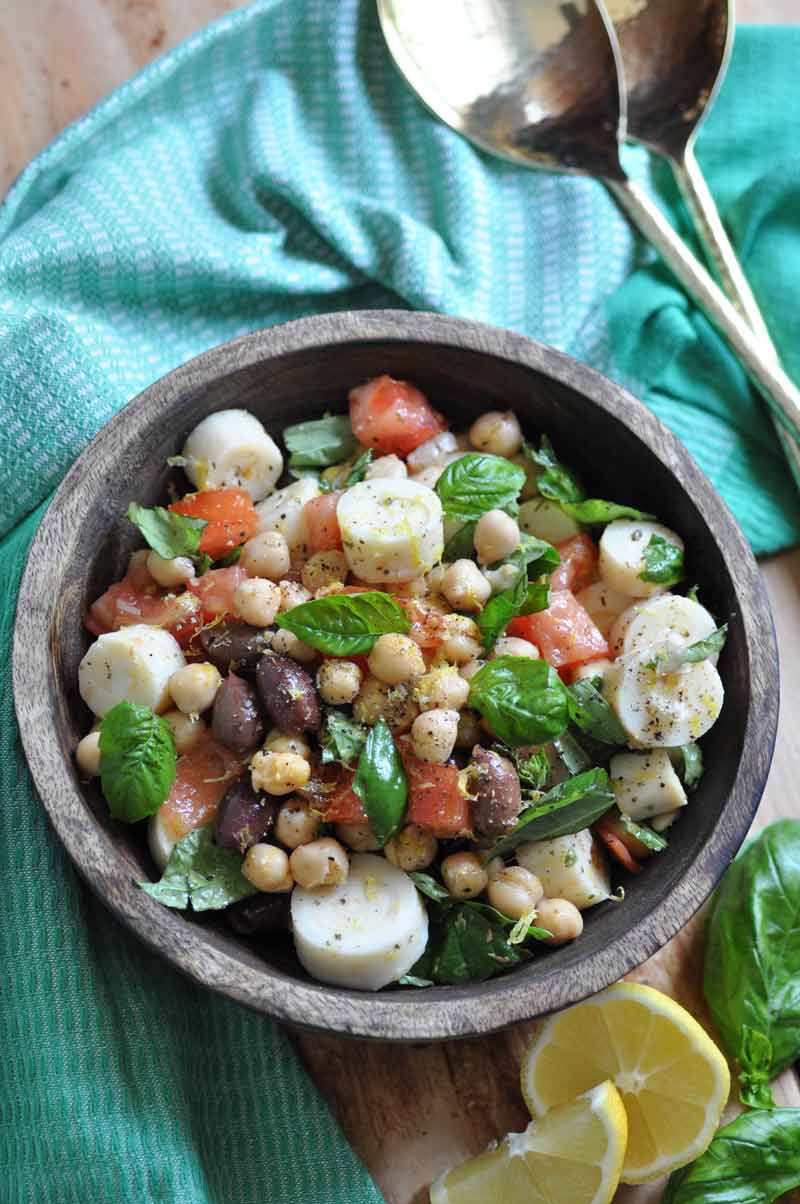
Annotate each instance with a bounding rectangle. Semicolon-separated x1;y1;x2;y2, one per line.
1;3;798;1201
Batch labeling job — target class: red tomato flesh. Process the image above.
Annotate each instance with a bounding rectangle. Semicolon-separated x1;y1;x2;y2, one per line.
188;565;249;619
594;814;643;874
169;487;259;559
398;739;470;837
300;765;367;824
550;534;598;593
84;579;203;648
507;589;608;670
304;491;344;554
349;375;446;456
397;598;447;650
158;736;245;841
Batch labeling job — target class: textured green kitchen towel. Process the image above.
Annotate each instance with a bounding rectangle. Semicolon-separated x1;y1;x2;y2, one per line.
1;4;799;1202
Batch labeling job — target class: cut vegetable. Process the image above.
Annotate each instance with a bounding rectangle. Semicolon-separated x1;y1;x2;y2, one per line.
609;749;688;822
607;652;723;747
78;624;186;717
337;478;444;583
609;593;718;660
255;477;321;551
181;409;283;501
516;828;611;910
598;520;683;598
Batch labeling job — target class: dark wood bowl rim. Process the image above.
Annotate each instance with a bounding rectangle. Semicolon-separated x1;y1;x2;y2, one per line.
12;310;778;1041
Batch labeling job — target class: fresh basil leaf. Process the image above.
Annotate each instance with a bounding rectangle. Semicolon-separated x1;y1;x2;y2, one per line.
345;448;374;486
618;813;667;852
275;591;410;655
139;823;256;911
649;624;728;674
499;532;561;578
561;499;654;524
639;532;685;585
215;546;242;568
487;768;616;860
98;701;176;823
442;521;477;563
687;583;700;603
677;742;704;790
468;657;569;748
412;901;524;986
704;820;800;1109
523;436;584;504
195;553;213;575
320;709;368;768
567;679;628;745
477;571;549;650
283;415;357;468
126;502;206;561
662;1109;800;1204
409;871;451;903
398;974;434;988
553;730;593;775
352;718;408;846
435;454;526;521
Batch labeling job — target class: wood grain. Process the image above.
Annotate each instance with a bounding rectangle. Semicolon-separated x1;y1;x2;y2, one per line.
3;4;799;1204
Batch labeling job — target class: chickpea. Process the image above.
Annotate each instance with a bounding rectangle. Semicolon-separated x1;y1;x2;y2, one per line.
385;824;438;872
127;548;155;590
536;897;584;946
353;677;419;734
301;550;349;593
162;708;206;754
469;410;522;458
241;530;291;580
483;562;521;595
441;561;491;613
365;454;407;481
242;843;294;892
316;659;363;705
486;856;505;881
474;510;521;565
234;578;282;627
410;708;459;764
368;633;426;686
75;731;101;777
275;797;320;849
440;614;483;664
406;431;458;474
414;665;469;712
169;663;222;715
492;636;539;660
459;658;485;682
146;550;195;589
264;729;312;759
278;580;312;612
426;564;446;595
455;709;482;748
441;851;488;899
571;657;613;684
335;821;381;852
271;628;317;664
250;750;311;796
290;837;349;889
487;865;544;920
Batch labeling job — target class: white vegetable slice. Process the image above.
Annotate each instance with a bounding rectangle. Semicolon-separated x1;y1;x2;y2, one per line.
576;582;637;639
78;625;185;717
181;409;283;501
609;593;719;661
255;477;321;552
337;479;444;583
518;499;581;544
609;749;688;821
291;853;428;991
516;829;610;911
148;808;177;871
608;652;724;747
598;519;683;598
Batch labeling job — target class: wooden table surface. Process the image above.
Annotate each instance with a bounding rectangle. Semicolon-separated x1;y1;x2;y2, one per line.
2;3;799;1201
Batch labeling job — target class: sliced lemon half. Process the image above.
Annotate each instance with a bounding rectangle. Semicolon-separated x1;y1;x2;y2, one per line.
521;981;730;1184
430;1080;627;1204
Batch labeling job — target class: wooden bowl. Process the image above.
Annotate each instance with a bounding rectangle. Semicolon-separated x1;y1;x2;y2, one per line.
12;311;778;1041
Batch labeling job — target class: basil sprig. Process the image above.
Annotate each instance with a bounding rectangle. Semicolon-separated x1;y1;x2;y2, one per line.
662;1108;800;1204
98;701;177;823
139;824;256;911
567;678;628;745
320;709;368;768
435;454;526;521
127;502;206;561
523;438;652;524
275;591;410;655
468;657;569;747
704;820;800;1109
283;414;357;468
477;573;549;650
648;624;728;674
640;533;685;585
487;768;616;861
344;448;374;486
352;718;407;846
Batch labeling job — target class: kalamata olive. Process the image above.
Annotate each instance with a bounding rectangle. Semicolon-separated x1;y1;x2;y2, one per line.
214;777;277;853
256;652;321;733
470;745;522;837
212;671;264;753
199;621;271;674
226;892;291;936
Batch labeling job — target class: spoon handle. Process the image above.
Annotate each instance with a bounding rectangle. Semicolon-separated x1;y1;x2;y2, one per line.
671;145;800;488
607;176;800;459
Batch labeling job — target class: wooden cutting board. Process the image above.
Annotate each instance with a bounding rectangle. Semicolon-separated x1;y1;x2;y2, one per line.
2;3;798;1201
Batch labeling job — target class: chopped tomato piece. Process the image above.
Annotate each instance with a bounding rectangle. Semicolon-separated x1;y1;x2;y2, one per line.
84;579;203;648
398;598;447;650
158;735;246;841
594;814;643;874
300;765;367;824
398;738;470;836
508;589;608;670
169;487;259;559
304;491;344;554
189;565;249;619
349;375;446;456
550;534;598;593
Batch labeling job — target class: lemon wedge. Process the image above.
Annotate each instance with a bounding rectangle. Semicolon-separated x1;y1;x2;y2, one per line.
520;982;730;1184
430;1080;627;1204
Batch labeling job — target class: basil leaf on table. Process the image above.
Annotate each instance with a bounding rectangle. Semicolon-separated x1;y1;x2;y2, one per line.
618;812;667;852
648;624;728;674
352;718;408;846
704;819;800;1109
275;591;410;655
567;678;628;745
442;521;477;562
139;824;256;911
98;701;177;823
477;571;549;650
561;498;654;524
639;532;685;585
345;448;374;486
435;454;526;521
662;1108;800;1204
487;768;616;861
320;709;368;768
283;414;357;468
468;656;569;747
126;502;206;560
